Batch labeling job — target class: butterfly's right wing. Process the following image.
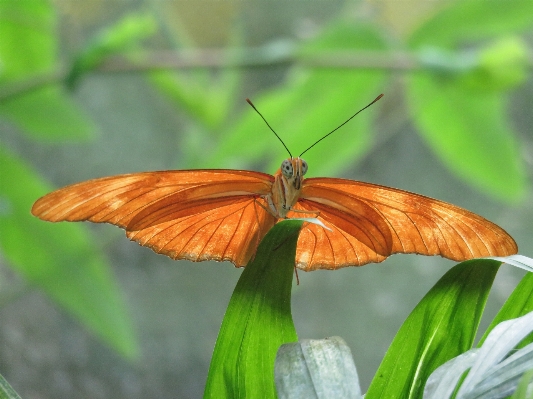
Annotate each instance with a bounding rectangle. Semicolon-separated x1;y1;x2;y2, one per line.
126;196;276;267
32;170;276;267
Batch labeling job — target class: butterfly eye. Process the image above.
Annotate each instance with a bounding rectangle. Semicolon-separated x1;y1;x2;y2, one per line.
281;160;293;178
301;160;308;175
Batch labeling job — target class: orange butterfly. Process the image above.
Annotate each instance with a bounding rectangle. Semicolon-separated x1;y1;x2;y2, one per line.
32;95;517;270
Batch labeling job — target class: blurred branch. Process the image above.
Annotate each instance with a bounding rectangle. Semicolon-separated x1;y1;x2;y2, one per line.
0;70;64;102
2;46;532;102
0;49;418;102
97;49;420;71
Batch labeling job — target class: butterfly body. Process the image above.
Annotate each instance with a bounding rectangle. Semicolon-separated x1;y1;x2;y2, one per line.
266;157;308;218
32;158;518;271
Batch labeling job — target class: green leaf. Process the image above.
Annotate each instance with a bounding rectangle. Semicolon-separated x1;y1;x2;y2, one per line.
0;371;22;399
417;37;529;91
0;145;138;358
407;73;527;202
0;85;95;140
66;13;157;88
0;0;55;80
0;0;95;141
209;22;387;176
409;0;533;48
479;271;533;347
467;37;530;91
148;21;242;130
203;220;302;399
149;70;234;130
366;259;500;399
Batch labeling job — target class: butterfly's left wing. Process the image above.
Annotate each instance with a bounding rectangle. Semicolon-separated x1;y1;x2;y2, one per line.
295;177;517;271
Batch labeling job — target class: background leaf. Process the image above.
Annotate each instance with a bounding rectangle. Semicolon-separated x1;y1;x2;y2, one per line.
66;13;157;88
0;145;138;358
409;0;533;48
407;72;526;202
0;0;95;140
0;0;55;79
0;85;95;140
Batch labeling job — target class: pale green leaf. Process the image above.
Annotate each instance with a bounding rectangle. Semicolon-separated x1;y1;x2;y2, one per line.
276;336;362;399
0;145;138;358
0;85;95;140
407;73;526;202
409;0;533;48
0;0;55;80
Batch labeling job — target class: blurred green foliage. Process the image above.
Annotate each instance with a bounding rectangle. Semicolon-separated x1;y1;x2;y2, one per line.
0;0;95;140
0;0;532;393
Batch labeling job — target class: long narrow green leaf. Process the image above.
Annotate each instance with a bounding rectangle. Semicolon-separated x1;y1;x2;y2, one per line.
0;145;138;358
511;369;533;399
203;220;303;399
366;259;500;399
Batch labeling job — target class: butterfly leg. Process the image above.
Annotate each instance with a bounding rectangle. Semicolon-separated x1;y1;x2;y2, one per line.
257;196;279;218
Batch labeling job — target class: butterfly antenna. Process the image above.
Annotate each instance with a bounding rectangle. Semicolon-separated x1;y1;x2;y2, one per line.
246;98;292;158
299;94;384;157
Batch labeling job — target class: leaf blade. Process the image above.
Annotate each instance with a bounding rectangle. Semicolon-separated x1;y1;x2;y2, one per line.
203;220;302;398
407;73;526;202
366;259;500;399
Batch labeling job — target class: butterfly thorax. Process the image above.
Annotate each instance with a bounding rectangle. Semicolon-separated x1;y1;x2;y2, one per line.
266;157;308;218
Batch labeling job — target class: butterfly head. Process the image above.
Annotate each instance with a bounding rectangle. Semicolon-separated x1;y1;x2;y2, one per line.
280;157;308;190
